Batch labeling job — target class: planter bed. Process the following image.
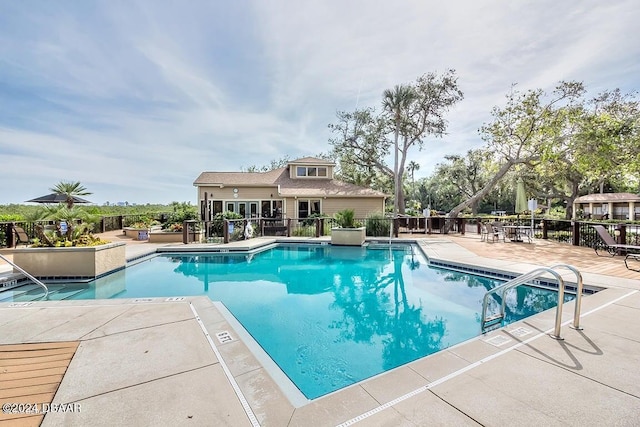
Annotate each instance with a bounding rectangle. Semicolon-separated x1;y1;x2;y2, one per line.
12;242;126;279
331;227;366;246
148;231;184;243
123;227;150;240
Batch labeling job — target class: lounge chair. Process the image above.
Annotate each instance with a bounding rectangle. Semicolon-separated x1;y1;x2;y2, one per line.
592;225;640;256
13;226;32;248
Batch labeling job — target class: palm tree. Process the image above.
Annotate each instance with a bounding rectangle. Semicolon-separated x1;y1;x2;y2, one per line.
382;85;415;215
407;161;420;199
50;181;92;209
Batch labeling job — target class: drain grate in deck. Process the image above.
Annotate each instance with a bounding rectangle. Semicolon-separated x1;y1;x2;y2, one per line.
483;335;512;347
509;327;532;338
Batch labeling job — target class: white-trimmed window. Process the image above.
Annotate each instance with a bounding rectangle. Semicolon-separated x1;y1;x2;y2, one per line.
296;166;328;178
298;199;321;218
261;200;283;218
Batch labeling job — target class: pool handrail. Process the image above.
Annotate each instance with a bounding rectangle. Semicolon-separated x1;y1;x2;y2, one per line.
0;253;49;300
549;264;584;330
481;264;584;339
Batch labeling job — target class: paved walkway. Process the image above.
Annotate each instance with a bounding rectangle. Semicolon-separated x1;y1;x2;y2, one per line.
1;232;639;426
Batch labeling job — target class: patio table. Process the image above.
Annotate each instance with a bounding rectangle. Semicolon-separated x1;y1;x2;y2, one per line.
503;225;532;243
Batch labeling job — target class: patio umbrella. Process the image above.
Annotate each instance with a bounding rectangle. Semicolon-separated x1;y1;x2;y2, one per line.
515;178;527;214
26;193;92;204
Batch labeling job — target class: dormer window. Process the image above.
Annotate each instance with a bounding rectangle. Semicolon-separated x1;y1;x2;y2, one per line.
296;166;328;178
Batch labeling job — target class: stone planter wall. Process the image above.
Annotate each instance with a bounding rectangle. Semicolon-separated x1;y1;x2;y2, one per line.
148;231;184;243
123;227;149;240
331;227;366;246
12;242;126;278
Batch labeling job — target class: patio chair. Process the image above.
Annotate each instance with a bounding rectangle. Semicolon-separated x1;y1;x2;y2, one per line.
480;222;490;242
13;226;32;247
592;225;640;256
491;222;506;242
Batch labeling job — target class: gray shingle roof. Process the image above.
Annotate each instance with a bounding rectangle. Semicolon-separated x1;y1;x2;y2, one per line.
289;156;335;165
194;166;386;197
194;168;284;186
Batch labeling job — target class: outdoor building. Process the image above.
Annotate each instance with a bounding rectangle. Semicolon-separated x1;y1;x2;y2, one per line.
193;157;387;221
573;192;640;220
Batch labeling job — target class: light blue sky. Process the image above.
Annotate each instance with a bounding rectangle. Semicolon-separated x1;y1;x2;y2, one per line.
1;1;638;205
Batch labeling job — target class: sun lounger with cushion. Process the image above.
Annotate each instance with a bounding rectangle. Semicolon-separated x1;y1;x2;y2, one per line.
592;225;640;257
625;254;640;272
12;226;32;248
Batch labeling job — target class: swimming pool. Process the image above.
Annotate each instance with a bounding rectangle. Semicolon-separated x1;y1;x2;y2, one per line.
46;244;572;399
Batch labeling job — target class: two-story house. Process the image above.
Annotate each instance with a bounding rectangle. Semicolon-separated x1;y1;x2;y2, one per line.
193;157;387;221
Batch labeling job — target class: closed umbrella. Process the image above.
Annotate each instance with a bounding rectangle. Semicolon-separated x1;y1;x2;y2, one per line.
513;178;529;242
515;178;527;214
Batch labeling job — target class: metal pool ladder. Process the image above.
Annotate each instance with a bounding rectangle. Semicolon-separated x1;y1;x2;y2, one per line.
0;253;49;300
481;264;583;340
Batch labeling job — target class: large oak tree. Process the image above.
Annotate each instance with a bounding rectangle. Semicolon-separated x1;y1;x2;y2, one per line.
329;70;463;214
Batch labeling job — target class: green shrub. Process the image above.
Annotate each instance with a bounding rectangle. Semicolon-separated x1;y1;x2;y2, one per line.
301;212;326;227
292;225;315;237
30;223;110;248
164;202;198;226
0;214;23;222
334;209;356;228
210;211;243;236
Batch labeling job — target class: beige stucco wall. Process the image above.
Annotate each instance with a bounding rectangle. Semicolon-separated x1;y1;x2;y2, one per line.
281;197;384;218
321;197;385;218
12;243;126;278
197;184;385;219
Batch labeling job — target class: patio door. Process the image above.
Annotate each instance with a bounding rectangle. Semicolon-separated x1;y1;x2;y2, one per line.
226;201;258;218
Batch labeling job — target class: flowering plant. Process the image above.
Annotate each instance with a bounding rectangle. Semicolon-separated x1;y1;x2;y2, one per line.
163;223;183;232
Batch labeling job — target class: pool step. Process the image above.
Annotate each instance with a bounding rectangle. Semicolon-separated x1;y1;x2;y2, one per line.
0;283;88;303
482;314;504;331
50;285;89;300
0;283;44;302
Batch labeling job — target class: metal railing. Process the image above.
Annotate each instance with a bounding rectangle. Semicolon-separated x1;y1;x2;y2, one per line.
0;253;49;300
185;217;397;244
480;264;584;339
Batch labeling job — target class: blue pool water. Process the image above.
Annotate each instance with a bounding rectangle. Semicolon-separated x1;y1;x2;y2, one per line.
60;244;570;399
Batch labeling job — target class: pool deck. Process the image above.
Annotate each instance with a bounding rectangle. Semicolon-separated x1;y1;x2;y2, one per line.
1;231;640;426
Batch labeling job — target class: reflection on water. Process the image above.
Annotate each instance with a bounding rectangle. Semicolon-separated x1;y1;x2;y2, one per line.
72;245;569;399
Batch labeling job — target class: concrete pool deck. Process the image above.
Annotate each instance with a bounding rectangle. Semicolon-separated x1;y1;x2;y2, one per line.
1;232;640;426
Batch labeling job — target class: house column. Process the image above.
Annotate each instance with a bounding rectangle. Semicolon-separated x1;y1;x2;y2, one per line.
608;202;614;219
629;201;635;221
589;202;594;217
